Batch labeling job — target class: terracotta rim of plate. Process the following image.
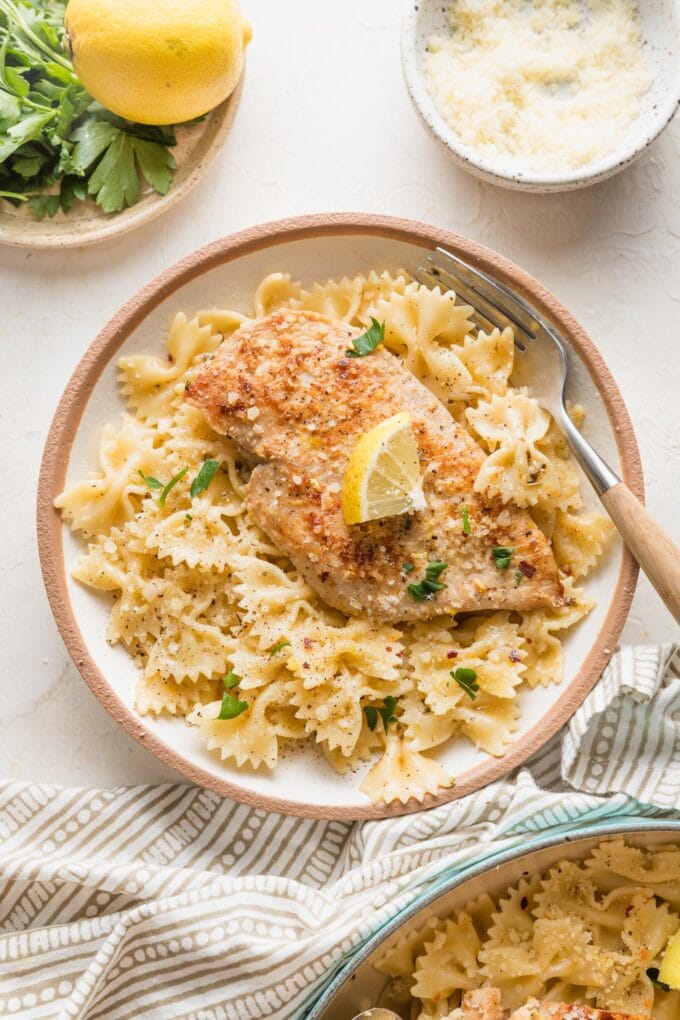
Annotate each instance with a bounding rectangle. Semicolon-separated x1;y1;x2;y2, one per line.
0;74;244;250
36;212;642;820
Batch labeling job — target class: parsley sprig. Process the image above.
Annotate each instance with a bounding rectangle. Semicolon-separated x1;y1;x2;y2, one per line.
646;968;671;993
451;667;479;700
461;506;471;535
407;560;448;601
217;671;248;720
190;458;220;498
268;639;290;659
0;0;180;218
364;696;398;732
345;318;385;358
492;546;515;571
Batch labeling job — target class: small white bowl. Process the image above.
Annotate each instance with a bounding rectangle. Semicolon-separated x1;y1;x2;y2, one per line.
402;0;680;192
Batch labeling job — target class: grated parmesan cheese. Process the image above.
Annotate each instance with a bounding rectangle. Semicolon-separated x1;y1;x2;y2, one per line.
424;0;651;175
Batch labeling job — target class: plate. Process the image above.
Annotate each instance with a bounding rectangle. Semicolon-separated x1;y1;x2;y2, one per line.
307;819;680;1019
37;213;641;819
0;77;243;250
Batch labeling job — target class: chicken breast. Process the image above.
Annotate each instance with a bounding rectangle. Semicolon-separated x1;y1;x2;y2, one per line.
449;988;504;1019
508;1002;649;1020
186;309;563;623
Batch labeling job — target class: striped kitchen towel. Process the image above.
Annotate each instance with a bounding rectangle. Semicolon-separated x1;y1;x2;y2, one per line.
0;643;678;1020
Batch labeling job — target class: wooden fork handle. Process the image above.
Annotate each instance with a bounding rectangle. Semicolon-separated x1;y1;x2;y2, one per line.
601;482;680;624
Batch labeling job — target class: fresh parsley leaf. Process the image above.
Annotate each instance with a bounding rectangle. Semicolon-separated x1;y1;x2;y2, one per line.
407;560;448;601
492;546;514;571
138;470;163;491
514;570;523;586
363;697;398;732
268;639;291;659
646;968;671;993
71;119;119;173
158;467;188;506
451;667;479;700
363;705;379;731
184;513;193;523
217;671;248;719
190;458;220;499
402;561;415;574
87;131;139;212
461;506;471;535
217;692;248;720
132;135;176;195
345;317;385;358
379;696;398;729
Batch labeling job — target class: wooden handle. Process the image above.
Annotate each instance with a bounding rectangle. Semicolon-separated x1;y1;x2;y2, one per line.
602;482;680;624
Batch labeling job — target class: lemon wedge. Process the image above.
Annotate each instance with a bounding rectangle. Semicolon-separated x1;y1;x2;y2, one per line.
658;928;680;989
341;412;426;525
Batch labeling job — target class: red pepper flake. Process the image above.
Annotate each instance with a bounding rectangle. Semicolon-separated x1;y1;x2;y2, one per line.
519;560;536;578
386;646;393;652
447;650;458;659
509;650;521;663
302;661;310;669
303;637;313;650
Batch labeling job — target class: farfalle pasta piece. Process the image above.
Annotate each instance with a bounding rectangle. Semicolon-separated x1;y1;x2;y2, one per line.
586;839;680;910
322;722;385;775
188;680;292;769
466;391;581;511
411;913;485;1003
55;416;165;538
291;274;365;322
359;734;453;805
355;268;410;324
136;673;221;717
519;577;594;687
369;282;477;402
551;510;615;579
119;313;221;421
252;272;301;317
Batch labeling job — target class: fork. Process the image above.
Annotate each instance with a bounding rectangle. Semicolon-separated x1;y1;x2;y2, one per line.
416;246;680;624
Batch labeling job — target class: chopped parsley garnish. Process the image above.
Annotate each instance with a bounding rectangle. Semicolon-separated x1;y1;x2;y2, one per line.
647;968;671;993
451;667;479;700
138;470;163;491
461;506;471;535
514;570;523;586
217;672;248;720
268;639;291;659
158;466;189;506
364;696;399;732
190;458;220;498
345;317;385;358
492;545;514;571
402;561;415;574
407;560;448;601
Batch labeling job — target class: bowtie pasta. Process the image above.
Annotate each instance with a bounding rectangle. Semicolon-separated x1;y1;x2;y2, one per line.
55;269;614;805
374;839;680;1020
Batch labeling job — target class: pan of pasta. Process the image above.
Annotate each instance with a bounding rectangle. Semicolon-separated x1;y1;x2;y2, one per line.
37;213;641;819
306;822;680;1020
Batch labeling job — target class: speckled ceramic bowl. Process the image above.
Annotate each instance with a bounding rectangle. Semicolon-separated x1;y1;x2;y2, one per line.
402;0;680;193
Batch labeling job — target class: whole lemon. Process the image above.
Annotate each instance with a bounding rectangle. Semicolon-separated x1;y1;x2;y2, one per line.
65;0;251;125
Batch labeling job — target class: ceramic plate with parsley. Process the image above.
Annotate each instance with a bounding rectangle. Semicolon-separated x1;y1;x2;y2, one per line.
0;0;243;247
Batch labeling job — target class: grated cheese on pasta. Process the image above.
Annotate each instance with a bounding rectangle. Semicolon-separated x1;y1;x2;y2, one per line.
424;0;651;175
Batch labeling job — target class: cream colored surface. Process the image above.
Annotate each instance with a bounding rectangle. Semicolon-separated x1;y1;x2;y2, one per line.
0;0;677;789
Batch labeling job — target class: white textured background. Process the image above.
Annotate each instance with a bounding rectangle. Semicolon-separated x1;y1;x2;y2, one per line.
1;0;678;786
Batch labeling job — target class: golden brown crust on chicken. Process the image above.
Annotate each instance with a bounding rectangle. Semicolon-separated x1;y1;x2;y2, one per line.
187;309;563;622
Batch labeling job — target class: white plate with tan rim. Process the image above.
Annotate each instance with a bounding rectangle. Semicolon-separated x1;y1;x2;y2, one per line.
37;213;641;821
306;819;680;1019
0;77;243;250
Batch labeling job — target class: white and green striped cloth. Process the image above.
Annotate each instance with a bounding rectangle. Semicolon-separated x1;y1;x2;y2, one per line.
1;644;678;1020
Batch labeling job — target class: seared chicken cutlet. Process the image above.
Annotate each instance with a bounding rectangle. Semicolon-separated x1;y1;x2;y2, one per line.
449;988;503;1019
187;309;562;622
